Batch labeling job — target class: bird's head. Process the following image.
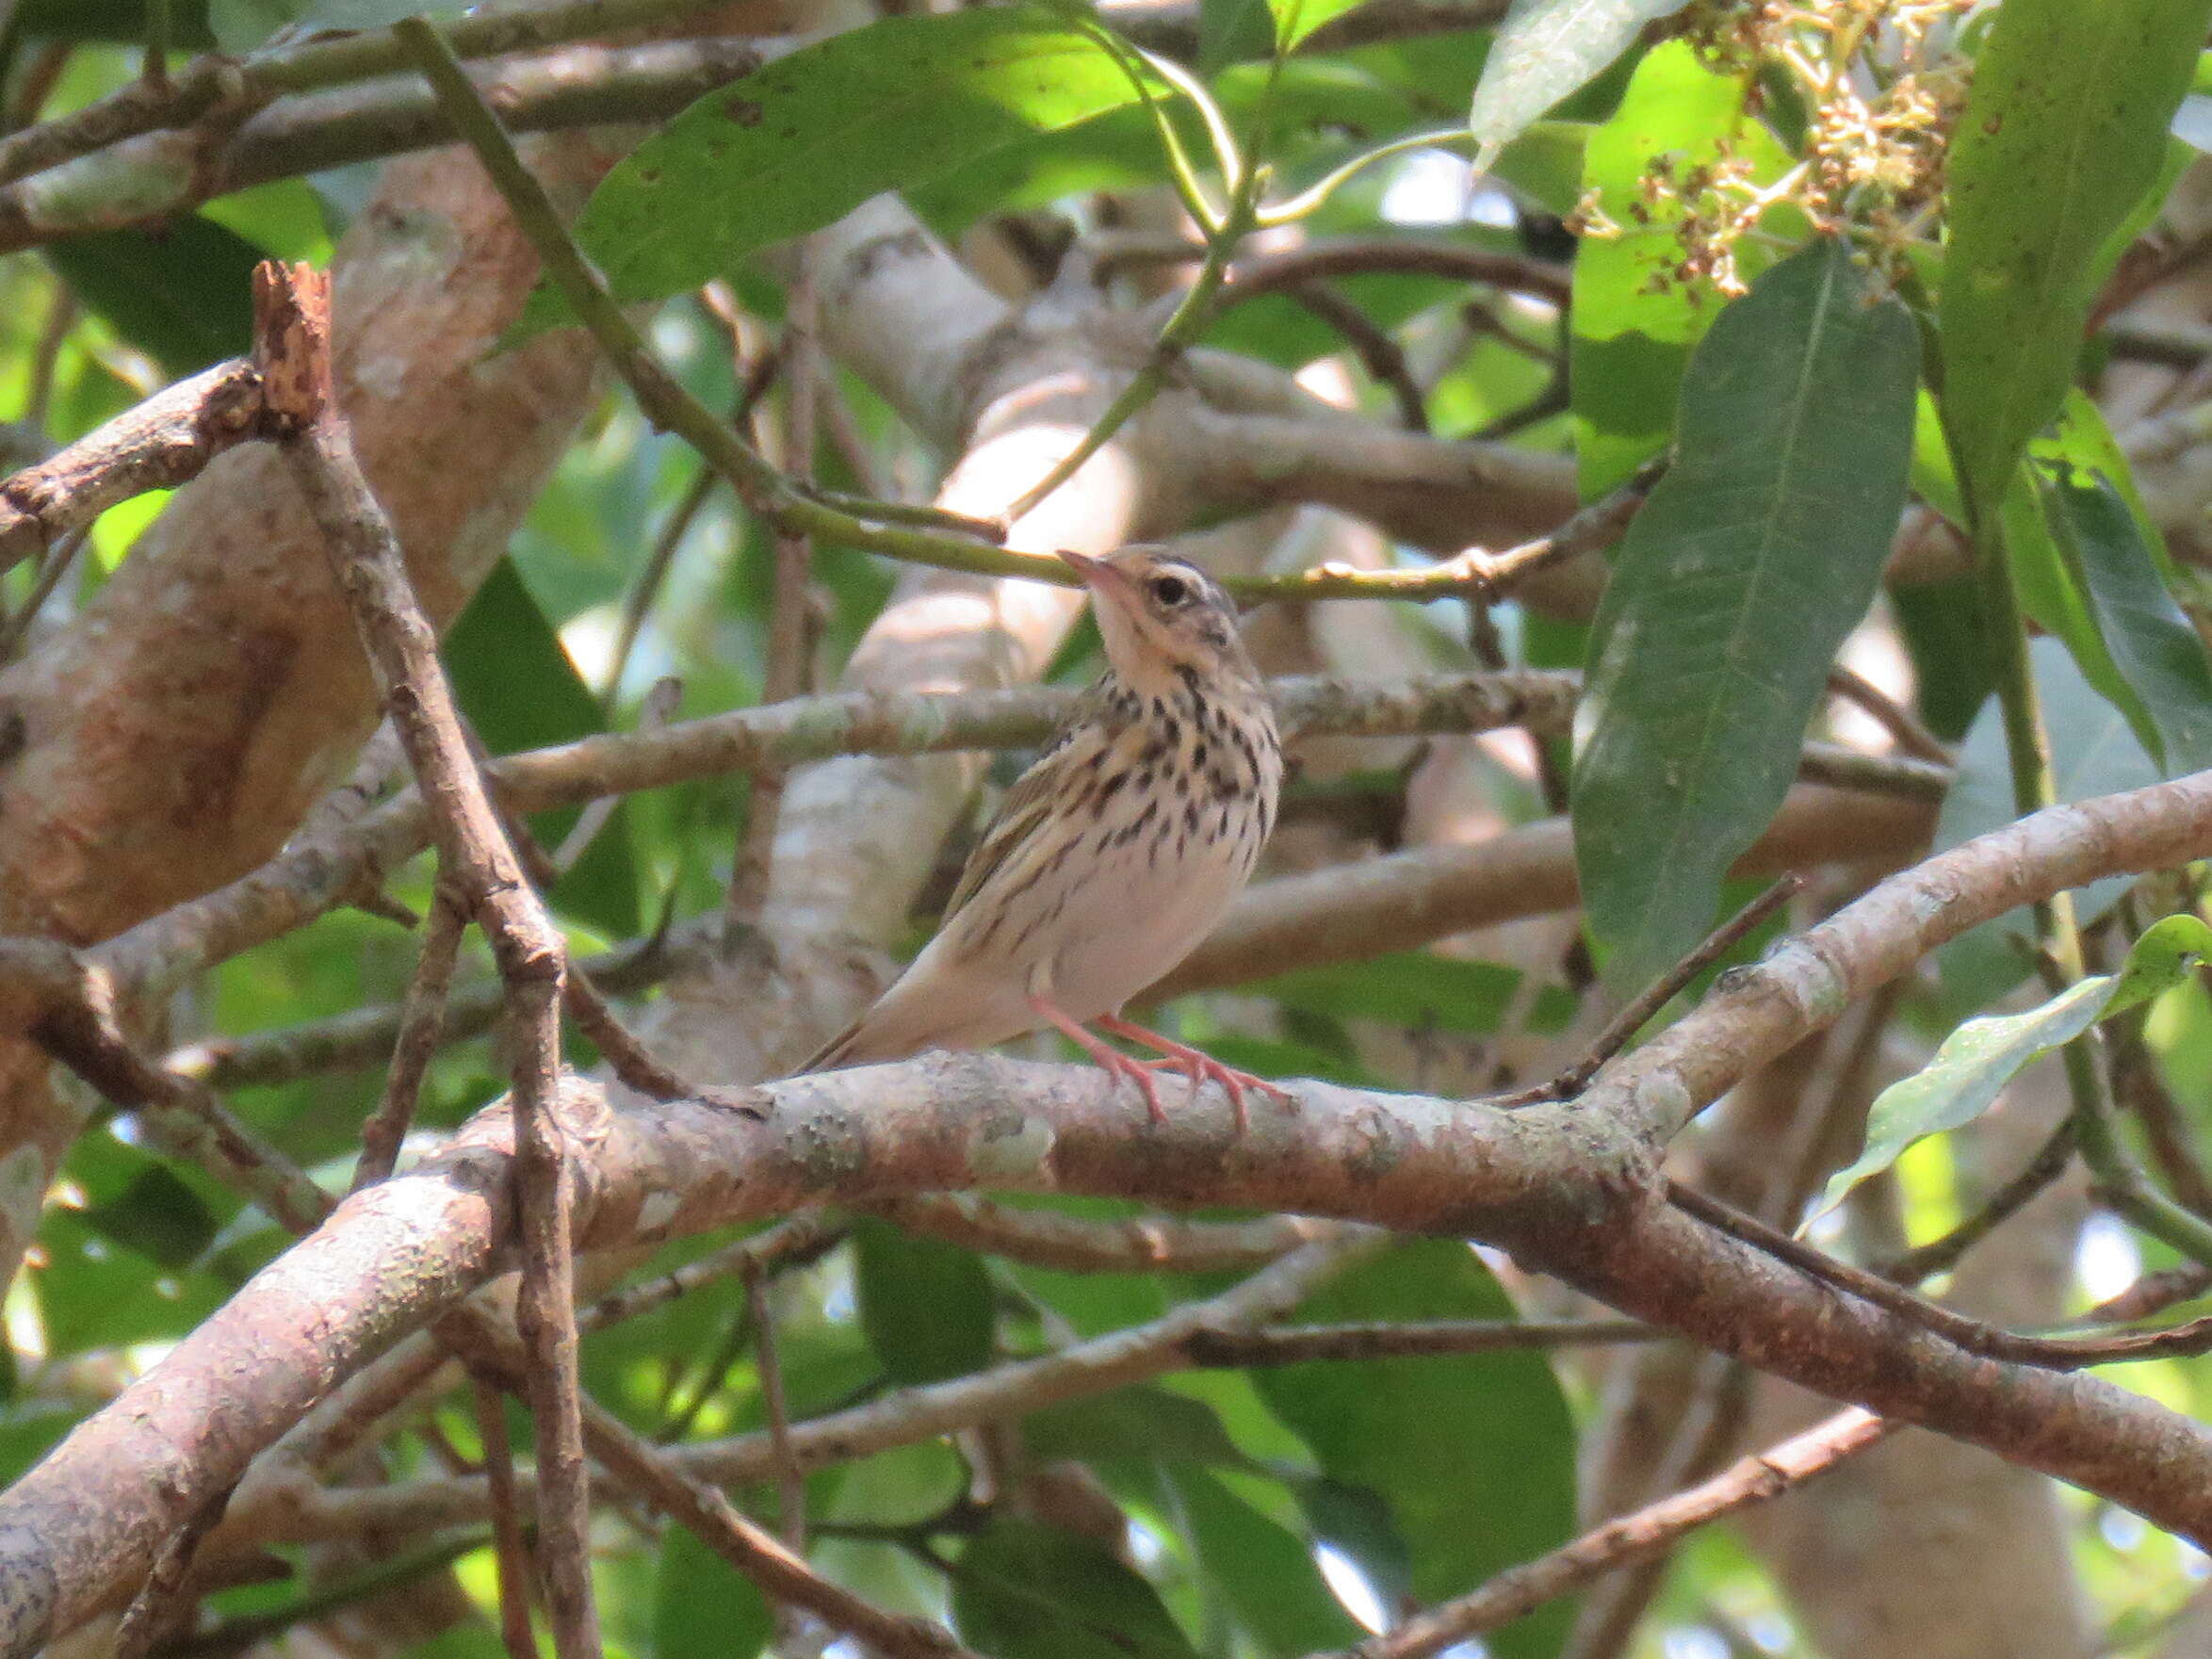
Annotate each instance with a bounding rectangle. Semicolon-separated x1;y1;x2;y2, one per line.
1058;546;1255;695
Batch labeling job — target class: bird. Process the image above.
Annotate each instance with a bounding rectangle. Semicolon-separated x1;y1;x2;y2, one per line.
800;545;1292;1129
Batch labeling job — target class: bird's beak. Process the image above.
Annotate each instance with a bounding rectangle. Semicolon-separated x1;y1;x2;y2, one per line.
1058;550;1137;606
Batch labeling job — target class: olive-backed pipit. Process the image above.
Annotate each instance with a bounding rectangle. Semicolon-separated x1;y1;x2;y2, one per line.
803;546;1289;1127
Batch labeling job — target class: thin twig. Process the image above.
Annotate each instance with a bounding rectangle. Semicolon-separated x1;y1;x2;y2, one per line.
1261;456;1662;605
563;963;742;1110
0;360;275;573
1665;1178;2212;1368
351;884;465;1194
579;1214;847;1334
600;345;785;715
729;246;821;924
473;1377;543;1659
1182;1316;1660;1365
114;1486;235;1659
1226;237;1571;309
256;260;600;1659
1879;1115;2078;1284
2080;1262;2212;1326
1497;875;1803;1108
1825;664;1950;765
1338;1411;1891;1659
557;676;680;873
0;523;88;660
744;1263;807;1553
1282;281;1429;431
0;0;746;186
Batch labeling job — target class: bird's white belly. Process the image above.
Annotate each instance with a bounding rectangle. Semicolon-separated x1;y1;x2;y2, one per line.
1030;825;1247;1022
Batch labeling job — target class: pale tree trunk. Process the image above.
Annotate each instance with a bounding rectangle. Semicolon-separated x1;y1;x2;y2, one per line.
0;137;621;1287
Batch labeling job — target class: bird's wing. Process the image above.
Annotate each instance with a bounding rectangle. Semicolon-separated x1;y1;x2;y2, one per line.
941;681;1118;923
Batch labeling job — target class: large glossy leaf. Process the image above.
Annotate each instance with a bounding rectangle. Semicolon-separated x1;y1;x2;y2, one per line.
1168;1468;1365;1655
1569;41;1783;495
1814;914;2212;1222
1201;0;1278;73
2043;468;2212;775
954;1519;1201;1659
444;560;640;938
1269;0;1370;53
46;218;261;376
1023;1386;1254;1471
654;1523;773;1659
1572;239;1918;989
556;8;1155;313
854;1218;995;1385
1467;0;1689;173
1934;637;2163;1005
1939;0;2212;525
1253;1241;1577;1659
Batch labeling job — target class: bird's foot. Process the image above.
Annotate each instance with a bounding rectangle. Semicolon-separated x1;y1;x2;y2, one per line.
1097;1015;1293;1133
1028;997;1171;1124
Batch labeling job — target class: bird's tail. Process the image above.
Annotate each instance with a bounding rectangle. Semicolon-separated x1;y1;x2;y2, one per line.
795;989;935;1074
795;1017;868;1076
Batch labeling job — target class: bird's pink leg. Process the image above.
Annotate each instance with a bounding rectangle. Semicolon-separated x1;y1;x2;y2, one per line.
1027;996;1169;1124
1095;1014;1293;1134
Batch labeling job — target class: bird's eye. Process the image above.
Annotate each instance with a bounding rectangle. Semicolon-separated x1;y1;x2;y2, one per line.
1150;574;1191;606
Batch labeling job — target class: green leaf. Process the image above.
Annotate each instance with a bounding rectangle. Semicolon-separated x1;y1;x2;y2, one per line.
444;560;640;937
1245;952;1574;1036
545;9;1155;320
1939;0;2212;524
954;1519;1200;1659
207;0;296;51
854;1218;995;1385
2108;912;2212;1017
2000;464;2160;766
1467;0;1690;173
1253;1241;1576;1659
1812;976;2113;1224
1023;1387;1254;1472
1814;914;2212;1222
1270;0;1370;53
46;217;262;376
1569;41;1788;495
78;1165;220;1270
1201;0;1279;73
1168;1469;1365;1655
653;1522;773;1659
1572;240;1919;989
2042;467;2212;774
1935;637;2163;1004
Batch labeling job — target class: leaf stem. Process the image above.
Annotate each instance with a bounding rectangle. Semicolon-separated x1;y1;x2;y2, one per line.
1972;499;2212;1267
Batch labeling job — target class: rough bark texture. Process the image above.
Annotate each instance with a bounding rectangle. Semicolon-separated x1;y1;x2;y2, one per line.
0;137;616;1282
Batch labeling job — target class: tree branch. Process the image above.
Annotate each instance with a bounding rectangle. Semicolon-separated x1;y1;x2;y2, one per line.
1339;1410;1891;1659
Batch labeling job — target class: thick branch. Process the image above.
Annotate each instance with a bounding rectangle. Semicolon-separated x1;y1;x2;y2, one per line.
0;361;273;572
1586;764;2212;1145
0;41;767;251
8;1055;2212;1649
